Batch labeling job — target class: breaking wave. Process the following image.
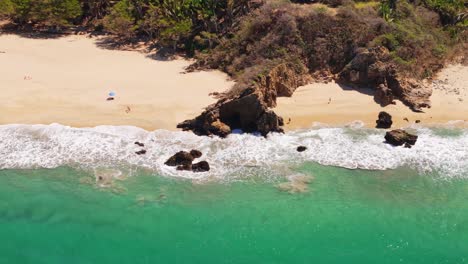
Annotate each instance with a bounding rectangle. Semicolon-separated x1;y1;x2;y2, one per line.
0;123;467;180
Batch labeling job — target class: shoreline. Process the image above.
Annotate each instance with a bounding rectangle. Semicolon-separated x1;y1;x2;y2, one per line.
1;33;467;131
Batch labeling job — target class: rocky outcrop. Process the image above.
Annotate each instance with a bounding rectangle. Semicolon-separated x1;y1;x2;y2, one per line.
178;63;309;137
256;63;311;107
165;150;210;173
376;111;393;129
384;129;418;147
338;46;432;111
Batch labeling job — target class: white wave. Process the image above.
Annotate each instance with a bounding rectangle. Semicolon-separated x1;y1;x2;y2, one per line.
0;124;467;179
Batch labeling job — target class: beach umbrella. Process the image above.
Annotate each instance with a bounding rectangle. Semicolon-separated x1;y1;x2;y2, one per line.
109;91;116;97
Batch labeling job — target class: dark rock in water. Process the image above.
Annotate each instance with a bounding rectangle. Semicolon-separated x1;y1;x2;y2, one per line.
134;141;145;147
297;146;307;152
376;111;393;129
190;149;202;159
385;129;418;147
135;150;147;155
176;164;192;171
164;151;194;166
192;161;210;172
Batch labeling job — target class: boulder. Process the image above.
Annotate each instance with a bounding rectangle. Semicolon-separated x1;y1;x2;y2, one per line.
192;161;210;172
384;129;418;147
376;111;393;129
164;151;195;167
190;149;203;159
297;146;307;152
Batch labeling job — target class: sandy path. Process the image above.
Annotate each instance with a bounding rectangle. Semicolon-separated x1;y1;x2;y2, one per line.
0;34;234;130
276;64;468;129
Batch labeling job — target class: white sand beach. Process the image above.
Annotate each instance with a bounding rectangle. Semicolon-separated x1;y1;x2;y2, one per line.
0;33;466;131
0;34;234;130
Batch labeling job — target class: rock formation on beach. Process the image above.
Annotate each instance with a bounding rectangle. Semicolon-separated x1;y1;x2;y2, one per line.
338;47;432;112
385;129;418;147
178;64;309;137
376;111;393;129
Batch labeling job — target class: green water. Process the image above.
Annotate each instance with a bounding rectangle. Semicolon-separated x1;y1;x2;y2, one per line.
0;165;467;264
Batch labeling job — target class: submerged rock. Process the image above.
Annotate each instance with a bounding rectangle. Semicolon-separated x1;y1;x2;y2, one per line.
277;174;314;194
384;129;418;147
376;111;393;129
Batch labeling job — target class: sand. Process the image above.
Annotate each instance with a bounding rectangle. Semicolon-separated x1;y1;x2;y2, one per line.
276;64;468;130
0;33;466;131
0;34;234;130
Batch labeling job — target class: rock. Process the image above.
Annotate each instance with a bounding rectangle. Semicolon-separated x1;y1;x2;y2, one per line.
404;143;412;148
415;120;421;123
134;141;145;147
338;46;432;112
135;149;147;155
176;164;192;171
192;161;210;172
374;84;394;106
384;129;418;147
297;146;307;152
178;90;284;137
376;111;393;129
178;63;310;138
190;149;203;159
164;151;195;167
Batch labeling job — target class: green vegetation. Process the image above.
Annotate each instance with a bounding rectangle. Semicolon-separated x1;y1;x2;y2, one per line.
0;0;466;89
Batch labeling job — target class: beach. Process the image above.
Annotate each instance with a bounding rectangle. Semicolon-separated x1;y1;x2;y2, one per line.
1;33;466;131
276;64;468;129
0;34;234;130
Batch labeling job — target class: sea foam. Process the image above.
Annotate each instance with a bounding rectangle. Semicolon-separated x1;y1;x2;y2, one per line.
0;124;467;179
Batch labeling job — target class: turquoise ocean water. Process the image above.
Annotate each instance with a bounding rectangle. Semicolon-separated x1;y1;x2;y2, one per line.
0;124;467;263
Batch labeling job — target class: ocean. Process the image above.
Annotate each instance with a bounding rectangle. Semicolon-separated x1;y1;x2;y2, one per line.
0;124;467;263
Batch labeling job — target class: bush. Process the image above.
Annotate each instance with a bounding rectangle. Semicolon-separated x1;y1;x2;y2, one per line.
9;0;82;27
